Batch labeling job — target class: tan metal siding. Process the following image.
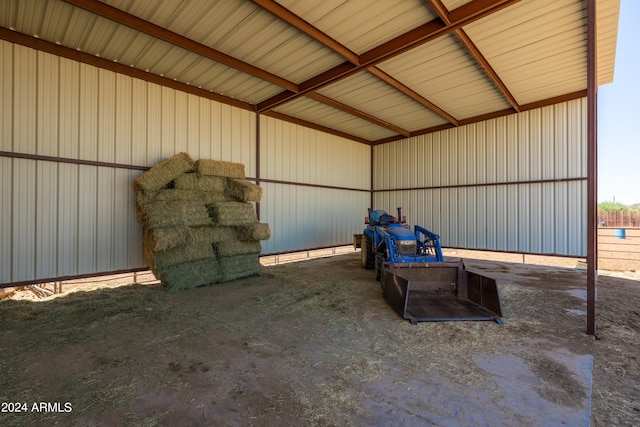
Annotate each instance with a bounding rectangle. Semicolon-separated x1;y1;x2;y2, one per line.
374;99;587;256
1;158;12;282
261;116;370;188
259;117;370;254
260;183;369;254
1;41;257;283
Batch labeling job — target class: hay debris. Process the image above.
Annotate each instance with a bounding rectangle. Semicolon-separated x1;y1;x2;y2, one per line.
215;241;261;258
226;178;263;202
133;152;194;192
235;223;271;241
195;159;245;179
207;202;257;226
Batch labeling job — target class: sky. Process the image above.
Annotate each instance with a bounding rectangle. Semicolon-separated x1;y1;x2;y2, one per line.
597;0;640;205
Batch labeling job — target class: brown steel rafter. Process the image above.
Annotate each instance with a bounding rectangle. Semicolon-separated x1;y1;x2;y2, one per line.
62;0;299;93
426;0;521;112
250;0;458;129
257;0;523;112
306;93;411;137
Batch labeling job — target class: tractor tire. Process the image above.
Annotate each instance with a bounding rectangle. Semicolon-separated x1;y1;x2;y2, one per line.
375;253;384;281
361;235;375;270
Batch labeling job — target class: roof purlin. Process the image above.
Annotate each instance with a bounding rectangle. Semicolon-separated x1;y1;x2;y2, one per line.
0;27;254;112
426;0;520;112
306;93;411;137
249;0;359;65
257;0;524;112
61;0;300;93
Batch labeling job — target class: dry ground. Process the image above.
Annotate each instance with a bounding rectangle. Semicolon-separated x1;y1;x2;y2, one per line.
0;251;638;426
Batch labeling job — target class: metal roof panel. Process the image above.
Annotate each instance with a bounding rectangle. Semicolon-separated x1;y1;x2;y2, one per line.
277;0;437;55
318;71;449;131
463;0;587;105
378;33;512;120
274;97;398;140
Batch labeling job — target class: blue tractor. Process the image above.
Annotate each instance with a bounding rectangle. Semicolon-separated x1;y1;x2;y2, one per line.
359;208;503;324
361;208;444;280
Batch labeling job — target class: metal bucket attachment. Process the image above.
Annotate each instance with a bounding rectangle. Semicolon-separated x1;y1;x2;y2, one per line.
380;261;503;324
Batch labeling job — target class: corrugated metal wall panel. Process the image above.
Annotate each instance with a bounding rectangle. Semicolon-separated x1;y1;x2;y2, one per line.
260;116;370;189
373;99;587;256
260;183;369;254
259;117;370;254
1;40;260;284
35;161;58;277
12;159;36;281
0;157;11;283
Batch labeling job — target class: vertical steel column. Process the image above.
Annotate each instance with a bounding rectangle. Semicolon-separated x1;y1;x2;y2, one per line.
586;0;598;336
370;144;374;210
255;112;261;221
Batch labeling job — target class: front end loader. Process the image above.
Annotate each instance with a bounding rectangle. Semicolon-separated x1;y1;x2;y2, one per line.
360;208;503;324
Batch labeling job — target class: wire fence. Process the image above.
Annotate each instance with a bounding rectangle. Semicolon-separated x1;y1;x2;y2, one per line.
598;211;640;228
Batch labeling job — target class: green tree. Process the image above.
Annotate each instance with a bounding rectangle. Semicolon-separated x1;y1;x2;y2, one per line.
598;201;630;212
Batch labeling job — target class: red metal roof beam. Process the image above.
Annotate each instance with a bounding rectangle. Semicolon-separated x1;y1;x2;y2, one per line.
62;0;299;93
258;0;523;112
249;0;360;66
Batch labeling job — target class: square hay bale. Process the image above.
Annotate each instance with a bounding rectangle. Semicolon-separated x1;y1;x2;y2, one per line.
144;227;193;251
195;159;245;179
215;240;261;257
218;254;261;282
191;226;236;244
137;189;206;210
133;152;194;192
158;257;220;290
226;178;263;202
207;202;257;226
148;242;215;271
200;190;234;204
173;173;227;193
235;223;271;241
136;190;158;208
142;200;213;229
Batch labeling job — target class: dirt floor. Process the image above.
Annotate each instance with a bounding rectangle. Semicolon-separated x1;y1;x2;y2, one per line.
0;251;638;426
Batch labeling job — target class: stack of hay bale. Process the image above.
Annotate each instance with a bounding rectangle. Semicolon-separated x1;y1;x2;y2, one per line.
134;152;270;290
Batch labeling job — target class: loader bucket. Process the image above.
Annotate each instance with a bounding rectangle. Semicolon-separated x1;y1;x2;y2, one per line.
380;261;503;324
